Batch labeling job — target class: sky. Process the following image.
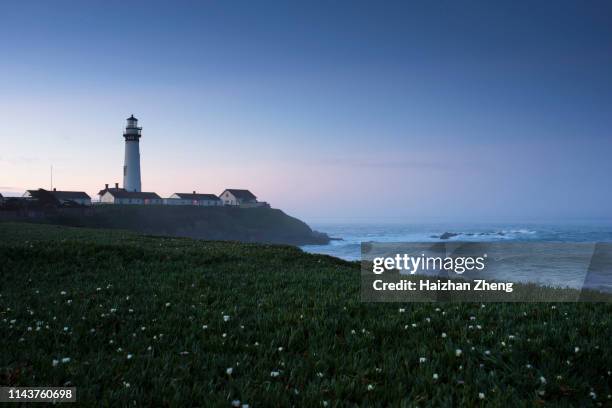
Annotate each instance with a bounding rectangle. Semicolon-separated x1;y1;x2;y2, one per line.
1;0;611;222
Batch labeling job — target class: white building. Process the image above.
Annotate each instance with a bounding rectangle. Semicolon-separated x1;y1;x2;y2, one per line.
219;189;265;206
23;189;91;206
123;115;142;192
99;188;162;205
165;192;222;206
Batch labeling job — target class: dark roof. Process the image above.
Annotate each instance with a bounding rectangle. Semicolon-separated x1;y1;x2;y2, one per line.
51;190;91;200
104;190;161;200
98;187;125;196
173;193;220;200
26;189;90;200
222;189;256;201
127;114;137;121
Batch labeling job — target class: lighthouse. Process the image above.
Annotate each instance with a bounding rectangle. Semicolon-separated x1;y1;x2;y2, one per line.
123;114;142;192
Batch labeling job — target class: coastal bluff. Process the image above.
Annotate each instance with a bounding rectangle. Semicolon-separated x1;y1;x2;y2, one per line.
0;205;330;246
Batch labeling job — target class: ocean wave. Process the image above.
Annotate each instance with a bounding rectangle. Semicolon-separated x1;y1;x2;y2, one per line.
431;230;539;240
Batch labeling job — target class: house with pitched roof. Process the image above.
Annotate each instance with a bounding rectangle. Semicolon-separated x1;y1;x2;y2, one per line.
99;186;162;205
23;188;91;206
166;192;222;206
219;189;267;207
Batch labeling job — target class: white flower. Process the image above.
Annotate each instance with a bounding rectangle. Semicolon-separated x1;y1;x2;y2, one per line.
322;402;329;407
540;376;546;384
412;323;417;328
226;367;233;375
455;349;462;357
419;357;427;363
478;392;485;399
60;291;66;295
589;391;597;399
574;347;580;353
61;357;70;364
52;359;59;367
399;308;405;313
441;333;447;338
147;346;152;351
470;316;476;321
223;315;230;322
179;351;189;356
501;341;506;347
27;326;32;331
367;384;374;391
127;354;133;360
232;400;241;407
278;347;283;352
202;325;208;329
123;382;130;388
484;350;491;356
526;364;532;369
508;335;515;340
271;371;280;377
110;308;117;313
476;325;482;330
242;404;249;408
433;373;439;380
63;326;69;331
317;372;324;378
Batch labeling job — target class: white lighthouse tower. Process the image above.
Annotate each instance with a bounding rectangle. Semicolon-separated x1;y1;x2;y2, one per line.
123;114;142;192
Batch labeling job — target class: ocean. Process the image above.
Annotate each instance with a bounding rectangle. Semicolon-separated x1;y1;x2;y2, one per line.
302;221;612;261
301;222;612;292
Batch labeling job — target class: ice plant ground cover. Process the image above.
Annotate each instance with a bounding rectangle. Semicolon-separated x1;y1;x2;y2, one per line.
0;222;611;406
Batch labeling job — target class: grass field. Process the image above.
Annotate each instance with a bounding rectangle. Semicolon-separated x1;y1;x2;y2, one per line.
0;222;611;406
